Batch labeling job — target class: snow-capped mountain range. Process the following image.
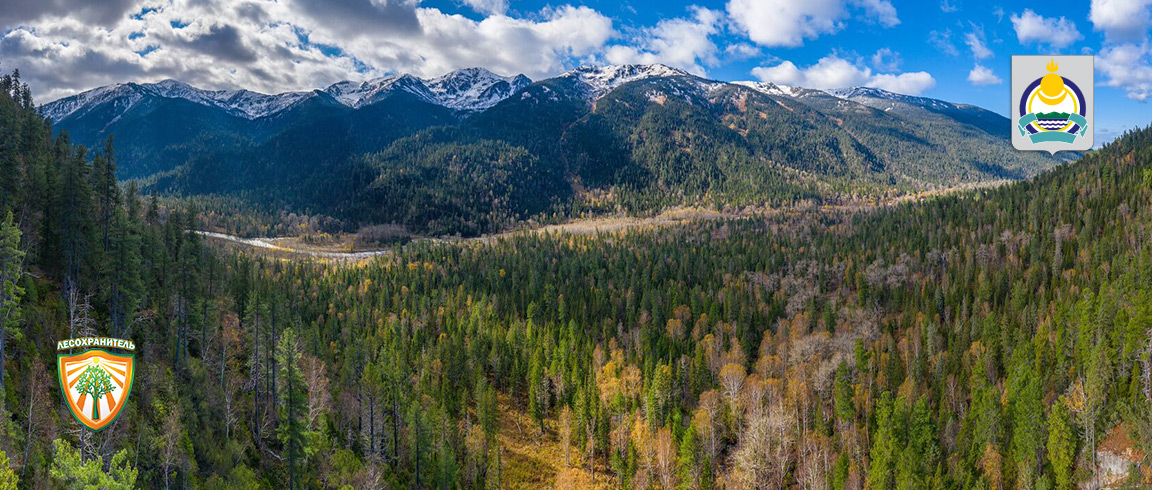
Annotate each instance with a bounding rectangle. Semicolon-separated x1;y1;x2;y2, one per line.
561;64;692;98
41;79;316;122
43;67;534;122
43;63;960;125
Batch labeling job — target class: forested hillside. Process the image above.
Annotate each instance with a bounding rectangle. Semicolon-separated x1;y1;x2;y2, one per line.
46;66;1058;238
3;67;1152;490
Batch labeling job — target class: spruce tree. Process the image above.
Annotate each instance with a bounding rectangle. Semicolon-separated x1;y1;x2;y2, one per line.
0;211;23;402
1046;399;1076;490
868;392;898;490
276;328;309;490
677;428;699;490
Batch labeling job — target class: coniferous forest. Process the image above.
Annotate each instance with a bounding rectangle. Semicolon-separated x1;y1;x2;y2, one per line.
2;63;1152;490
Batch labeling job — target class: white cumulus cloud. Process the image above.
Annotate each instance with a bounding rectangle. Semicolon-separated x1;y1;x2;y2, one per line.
725;0;898;48
967;64;1002;85
751;54;934;95
1088;0;1152;101
0;0;618;102
603;7;722;75
870;72;935;94
1097;43;1152;101
1010;9;1083;48
1090;0;1152;42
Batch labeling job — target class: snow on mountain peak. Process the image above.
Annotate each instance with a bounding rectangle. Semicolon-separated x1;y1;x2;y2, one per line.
42;64;697;122
827;87;953;110
42;80;314;121
564;64;691;98
41;83;141;122
423;68;531;111
141;80;314;119
734;81;828;99
323;74;438;108
733;81;787;97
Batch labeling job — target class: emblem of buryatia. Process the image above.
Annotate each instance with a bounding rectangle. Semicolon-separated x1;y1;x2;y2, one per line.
1012;55;1093;153
57;337;136;431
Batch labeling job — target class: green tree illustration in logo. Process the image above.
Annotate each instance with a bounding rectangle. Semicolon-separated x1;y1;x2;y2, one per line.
74;360;117;421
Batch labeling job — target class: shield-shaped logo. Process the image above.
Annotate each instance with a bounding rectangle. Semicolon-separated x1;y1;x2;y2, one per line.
1012;55;1093;153
57;349;135;431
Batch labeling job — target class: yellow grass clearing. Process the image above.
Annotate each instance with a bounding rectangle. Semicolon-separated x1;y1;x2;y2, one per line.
495;394;617;490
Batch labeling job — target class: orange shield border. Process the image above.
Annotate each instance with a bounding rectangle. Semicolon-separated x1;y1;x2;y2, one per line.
57;349;135;431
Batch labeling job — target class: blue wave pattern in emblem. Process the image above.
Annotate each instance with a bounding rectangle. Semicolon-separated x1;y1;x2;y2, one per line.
1035;119;1069;130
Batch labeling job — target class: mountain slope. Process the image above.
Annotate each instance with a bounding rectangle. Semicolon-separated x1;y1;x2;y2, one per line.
460;68;1053;210
828;86;1009;138
45;64;1058;235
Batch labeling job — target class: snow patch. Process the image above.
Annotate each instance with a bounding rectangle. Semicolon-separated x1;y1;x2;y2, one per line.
827;87;953;111
562;64;690;99
424;68;531;111
733;81;811;98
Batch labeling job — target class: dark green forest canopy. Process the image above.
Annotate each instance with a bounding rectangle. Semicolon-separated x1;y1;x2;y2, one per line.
2;69;1152;489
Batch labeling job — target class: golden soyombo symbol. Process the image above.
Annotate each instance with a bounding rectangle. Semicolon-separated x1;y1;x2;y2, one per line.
57;338;136;431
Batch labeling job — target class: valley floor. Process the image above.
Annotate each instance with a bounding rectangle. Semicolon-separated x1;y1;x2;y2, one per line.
196;180;1011;262
195;206;745;261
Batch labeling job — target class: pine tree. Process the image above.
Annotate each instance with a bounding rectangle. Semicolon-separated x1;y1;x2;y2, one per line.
677;428;700;490
360;360;380;456
527;349;545;434
833;362;855;423
1011;370;1045;487
0;211;23;403
173;220;202;366
409;399;432;488
107;206;142;337
436;435;459;490
832;453;849;490
897;396;936;490
95;136;118;251
868;392;898;490
56;144;94;291
698;455;715;490
476;376;498;439
276;328;309;490
1046;398;1076;490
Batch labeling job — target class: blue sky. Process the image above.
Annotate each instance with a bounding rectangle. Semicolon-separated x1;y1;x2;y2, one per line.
1;0;1150;142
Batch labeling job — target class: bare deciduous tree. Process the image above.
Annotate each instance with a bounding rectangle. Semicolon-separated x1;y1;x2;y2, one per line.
731;402;795;489
655;427;676;490
719;363;746;405
304;354;331;431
